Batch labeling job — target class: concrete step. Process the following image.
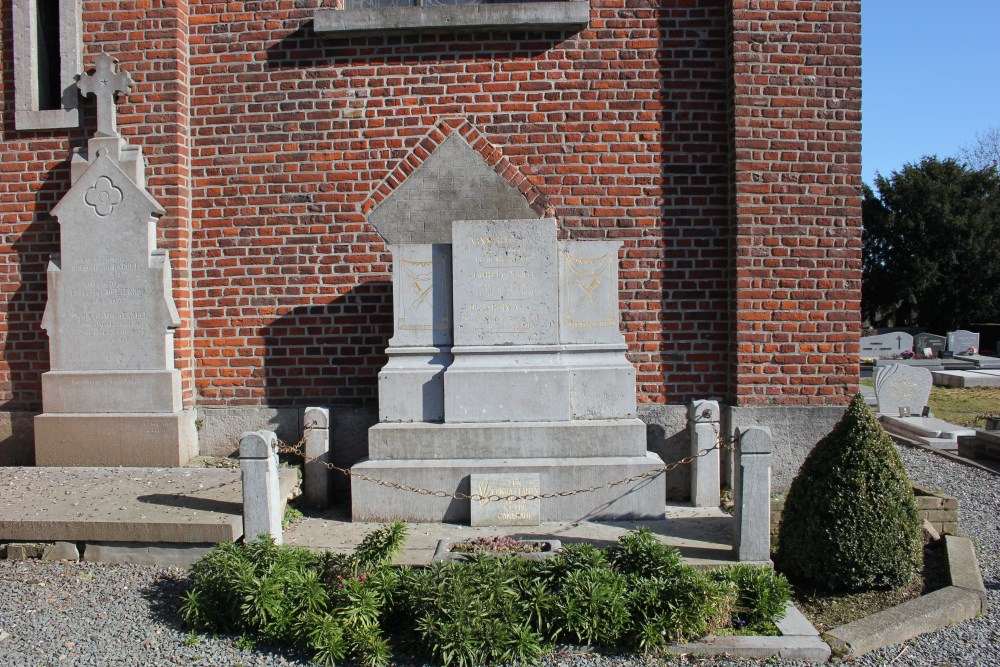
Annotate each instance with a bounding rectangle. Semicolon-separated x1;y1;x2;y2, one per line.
0;466;299;545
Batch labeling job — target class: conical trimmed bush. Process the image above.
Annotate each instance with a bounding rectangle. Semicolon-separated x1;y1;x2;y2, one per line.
776;394;922;592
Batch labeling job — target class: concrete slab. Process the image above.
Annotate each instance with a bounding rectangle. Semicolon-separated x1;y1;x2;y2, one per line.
0;466;299;544
880;416;975;441
284;503;736;568
667;635;831;663
932;370;1000;388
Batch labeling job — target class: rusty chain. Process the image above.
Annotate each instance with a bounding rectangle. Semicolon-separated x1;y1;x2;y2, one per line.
275;414;737;503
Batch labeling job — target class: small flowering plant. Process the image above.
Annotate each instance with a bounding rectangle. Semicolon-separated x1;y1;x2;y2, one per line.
449;535;547;554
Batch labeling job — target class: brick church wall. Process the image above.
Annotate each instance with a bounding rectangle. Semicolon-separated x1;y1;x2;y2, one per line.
0;0;861;470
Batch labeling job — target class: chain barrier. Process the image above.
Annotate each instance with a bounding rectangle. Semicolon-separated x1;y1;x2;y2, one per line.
274;412;737;503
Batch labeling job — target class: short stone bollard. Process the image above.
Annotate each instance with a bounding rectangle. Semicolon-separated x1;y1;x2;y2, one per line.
240;430;282;545
303;407;330;510
732;425;772;562
689;399;721;507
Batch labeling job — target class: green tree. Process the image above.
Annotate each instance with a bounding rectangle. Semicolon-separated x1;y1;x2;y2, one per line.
863;157;1000;331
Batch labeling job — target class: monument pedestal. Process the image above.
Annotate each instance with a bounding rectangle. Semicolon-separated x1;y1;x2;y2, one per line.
354;222;666;524
378;346;451;423
351;451;665;523
34;411;198;467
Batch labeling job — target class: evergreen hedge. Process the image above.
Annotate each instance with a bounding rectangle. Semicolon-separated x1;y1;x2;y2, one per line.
776;394;923;592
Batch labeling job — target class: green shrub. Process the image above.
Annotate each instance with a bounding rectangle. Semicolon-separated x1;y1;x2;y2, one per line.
606;527;683;579
400;556;545;667
180;521;407;667
625;569;735;650
180;525;794;666
710;565;791;633
776;394;923;592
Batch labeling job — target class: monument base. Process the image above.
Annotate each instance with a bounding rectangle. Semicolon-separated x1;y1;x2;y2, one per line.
369;418;648;459
41;370;182;413
351;452;666;523
378;346;451;423
34;411;198;467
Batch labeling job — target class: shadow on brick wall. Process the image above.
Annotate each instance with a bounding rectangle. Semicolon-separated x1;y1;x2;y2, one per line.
260;280;392;408
260;280;391;504
264;22;567;70
1;161;70;465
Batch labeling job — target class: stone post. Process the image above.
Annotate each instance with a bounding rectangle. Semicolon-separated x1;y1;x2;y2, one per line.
689;399;721;507
303;407;330;510
732;425;772;562
240;430;282;545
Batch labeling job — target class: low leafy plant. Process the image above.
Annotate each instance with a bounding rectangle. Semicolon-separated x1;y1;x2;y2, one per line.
180;521;407;666
179;525;791;666
711;564;791;633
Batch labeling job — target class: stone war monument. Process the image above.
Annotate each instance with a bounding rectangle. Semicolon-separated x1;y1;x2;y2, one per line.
34;54;197;467
353;217;665;523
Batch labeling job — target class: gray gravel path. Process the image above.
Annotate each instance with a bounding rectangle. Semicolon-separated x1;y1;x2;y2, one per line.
0;444;996;666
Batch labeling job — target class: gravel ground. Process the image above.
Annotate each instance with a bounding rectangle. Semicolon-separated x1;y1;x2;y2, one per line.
0;444;997;666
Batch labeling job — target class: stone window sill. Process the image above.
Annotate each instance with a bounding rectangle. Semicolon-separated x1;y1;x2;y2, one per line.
314;1;589;37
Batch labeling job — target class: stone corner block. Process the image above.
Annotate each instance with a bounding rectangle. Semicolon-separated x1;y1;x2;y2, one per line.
42;541;80;562
304;407;330;429
689;399;721;422
736;425;773;454
945;534;988;613
240;430;277;459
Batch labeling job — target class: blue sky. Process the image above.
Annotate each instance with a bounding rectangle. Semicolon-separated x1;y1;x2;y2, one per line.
862;1;1000;184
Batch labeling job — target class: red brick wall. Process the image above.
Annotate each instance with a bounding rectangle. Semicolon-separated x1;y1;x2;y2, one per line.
187;0;733;408
728;0;862;405
0;0;860;414
0;0;196;408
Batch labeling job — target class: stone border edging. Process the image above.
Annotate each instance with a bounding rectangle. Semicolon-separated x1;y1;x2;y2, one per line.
665;602;831;662
891;433;1000;476
824;534;987;659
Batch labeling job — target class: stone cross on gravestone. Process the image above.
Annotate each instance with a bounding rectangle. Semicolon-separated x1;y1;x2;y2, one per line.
77;53;131;137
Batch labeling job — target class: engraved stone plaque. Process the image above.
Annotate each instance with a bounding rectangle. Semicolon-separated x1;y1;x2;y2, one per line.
874;363;932;416
389;243;453;347
558;240;623;345
44;154;178;371
452;219;558;346
913;332;946;356
947;329;980;354
470;473;541;527
860;332;913;359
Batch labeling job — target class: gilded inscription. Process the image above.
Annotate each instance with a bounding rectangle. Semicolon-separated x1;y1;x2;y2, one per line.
563;252;615;329
398;257;449;332
472;475;541;526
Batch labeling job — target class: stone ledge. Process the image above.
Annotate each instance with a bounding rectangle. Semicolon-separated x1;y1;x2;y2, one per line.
314;1;589;37
823;534;987;660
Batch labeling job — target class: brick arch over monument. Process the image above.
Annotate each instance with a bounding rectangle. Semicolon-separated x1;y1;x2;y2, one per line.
361;118;552;245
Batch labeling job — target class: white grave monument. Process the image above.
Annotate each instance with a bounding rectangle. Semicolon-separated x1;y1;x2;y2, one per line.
355;218;665;523
34;54;197;466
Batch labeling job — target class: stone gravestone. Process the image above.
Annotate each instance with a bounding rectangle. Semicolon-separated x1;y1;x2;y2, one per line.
913;333;946;356
860;332;913;359
947;330;980;354
874;364;932;416
355;218;664;523
34;54;196;466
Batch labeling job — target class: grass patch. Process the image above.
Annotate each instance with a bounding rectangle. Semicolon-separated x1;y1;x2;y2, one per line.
928;386;1000;427
791;537;948;632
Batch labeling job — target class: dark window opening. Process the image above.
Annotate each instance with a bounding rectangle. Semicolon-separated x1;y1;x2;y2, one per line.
36;0;62;111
